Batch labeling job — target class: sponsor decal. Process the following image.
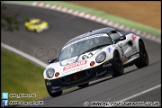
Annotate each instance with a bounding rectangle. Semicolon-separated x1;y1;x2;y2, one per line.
88;52;93;57
124;53;139;64
63;60;87;71
82;53;93;60
82;55;88;60
127;53;139;60
132;34;137;40
108;47;111;52
93;34;109;37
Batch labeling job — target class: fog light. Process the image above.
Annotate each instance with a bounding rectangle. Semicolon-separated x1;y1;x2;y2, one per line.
55;72;60;77
90;61;95;66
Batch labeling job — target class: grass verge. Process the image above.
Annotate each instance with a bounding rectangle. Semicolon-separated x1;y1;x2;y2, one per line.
1;48;78;102
1;48;48;101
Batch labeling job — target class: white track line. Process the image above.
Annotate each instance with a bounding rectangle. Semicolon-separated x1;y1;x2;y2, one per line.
108;84;161;107
119;84;161;102
1;43;47;68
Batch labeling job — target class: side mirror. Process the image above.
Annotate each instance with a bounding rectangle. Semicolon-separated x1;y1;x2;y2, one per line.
48;58;59;64
115;35;126;43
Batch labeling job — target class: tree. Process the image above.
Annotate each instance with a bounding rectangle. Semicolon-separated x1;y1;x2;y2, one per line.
1;2;20;31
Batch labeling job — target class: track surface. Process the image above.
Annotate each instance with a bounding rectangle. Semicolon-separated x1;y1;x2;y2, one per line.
1;4;161;107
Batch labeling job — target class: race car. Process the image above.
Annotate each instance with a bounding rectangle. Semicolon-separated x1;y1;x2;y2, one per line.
44;27;149;97
24;18;48;33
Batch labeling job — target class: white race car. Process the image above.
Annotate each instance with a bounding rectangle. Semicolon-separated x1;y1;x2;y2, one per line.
44;27;149;97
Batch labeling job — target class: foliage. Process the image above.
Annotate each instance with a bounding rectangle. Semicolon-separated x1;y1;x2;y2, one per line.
1;3;20;31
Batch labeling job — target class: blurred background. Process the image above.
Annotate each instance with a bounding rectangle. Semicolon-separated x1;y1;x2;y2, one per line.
69;1;161;30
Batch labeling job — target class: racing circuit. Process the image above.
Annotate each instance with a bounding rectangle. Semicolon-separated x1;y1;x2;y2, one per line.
1;4;161;107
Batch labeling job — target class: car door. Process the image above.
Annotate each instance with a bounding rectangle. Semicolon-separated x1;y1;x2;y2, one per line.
109;31;133;63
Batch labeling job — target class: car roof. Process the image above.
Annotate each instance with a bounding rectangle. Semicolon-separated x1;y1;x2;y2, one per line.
65;27;116;45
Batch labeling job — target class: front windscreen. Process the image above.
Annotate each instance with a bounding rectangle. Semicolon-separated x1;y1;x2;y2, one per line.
59;34;112;61
33;20;43;25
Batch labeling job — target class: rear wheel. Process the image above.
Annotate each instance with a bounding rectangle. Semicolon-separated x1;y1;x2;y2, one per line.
112;51;124;77
135;40;149;68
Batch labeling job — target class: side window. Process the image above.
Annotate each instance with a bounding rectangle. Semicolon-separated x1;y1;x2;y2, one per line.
109;31;121;42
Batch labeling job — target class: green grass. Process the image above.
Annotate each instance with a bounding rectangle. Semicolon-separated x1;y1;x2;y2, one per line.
1;48;48;101
1;48;78;102
3;1;161;37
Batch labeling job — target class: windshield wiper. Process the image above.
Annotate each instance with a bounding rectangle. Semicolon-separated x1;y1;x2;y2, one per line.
81;43;110;55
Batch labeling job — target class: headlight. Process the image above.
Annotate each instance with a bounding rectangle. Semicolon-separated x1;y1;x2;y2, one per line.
95;52;106;63
46;68;55;78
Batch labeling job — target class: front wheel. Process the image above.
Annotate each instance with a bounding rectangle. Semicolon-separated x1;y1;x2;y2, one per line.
135;40;149;68
45;82;62;97
112;51;124;77
34;29;38;33
78;83;89;88
47;90;62;97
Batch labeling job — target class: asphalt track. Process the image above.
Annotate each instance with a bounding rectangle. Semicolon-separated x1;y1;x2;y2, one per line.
1;4;161;107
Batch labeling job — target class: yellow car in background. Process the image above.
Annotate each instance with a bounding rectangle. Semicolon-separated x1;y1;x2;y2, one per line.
25;18;49;33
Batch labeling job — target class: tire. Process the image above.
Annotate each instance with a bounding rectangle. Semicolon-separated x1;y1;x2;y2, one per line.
78;83;89;88
34;29;37;33
112;51;124;77
45;82;62;97
135;40;149;68
47;90;62;97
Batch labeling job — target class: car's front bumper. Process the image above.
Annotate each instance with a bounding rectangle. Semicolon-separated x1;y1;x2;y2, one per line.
45;60;113;93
